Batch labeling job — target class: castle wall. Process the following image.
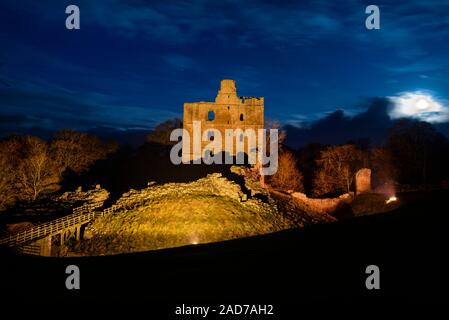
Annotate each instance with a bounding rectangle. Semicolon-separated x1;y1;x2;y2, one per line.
182;80;264;162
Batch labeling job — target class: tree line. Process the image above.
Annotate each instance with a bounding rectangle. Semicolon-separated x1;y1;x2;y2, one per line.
144;117;449;197
269;119;449;196
3;117;447;210
0;130;117;210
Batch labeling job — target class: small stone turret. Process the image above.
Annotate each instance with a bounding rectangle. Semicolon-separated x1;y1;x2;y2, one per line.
215;79;240;104
355;168;372;195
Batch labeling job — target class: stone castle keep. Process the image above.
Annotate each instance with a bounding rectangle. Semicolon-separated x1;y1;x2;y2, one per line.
182;80;264;161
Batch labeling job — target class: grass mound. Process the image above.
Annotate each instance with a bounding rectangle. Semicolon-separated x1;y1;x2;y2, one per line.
72;174;293;255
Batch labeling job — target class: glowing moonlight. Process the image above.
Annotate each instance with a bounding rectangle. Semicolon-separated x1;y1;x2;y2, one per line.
389;92;449;123
416;98;429;110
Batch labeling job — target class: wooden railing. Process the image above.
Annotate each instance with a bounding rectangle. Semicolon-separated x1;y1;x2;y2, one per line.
0;203;103;247
17;242;42;255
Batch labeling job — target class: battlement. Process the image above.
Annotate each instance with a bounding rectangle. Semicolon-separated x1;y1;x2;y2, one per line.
240;96;264;106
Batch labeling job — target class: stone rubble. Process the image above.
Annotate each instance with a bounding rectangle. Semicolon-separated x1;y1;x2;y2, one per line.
115;173;247;210
57;186;109;208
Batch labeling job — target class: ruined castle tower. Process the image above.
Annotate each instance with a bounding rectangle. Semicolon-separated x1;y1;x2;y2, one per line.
182;80;264;162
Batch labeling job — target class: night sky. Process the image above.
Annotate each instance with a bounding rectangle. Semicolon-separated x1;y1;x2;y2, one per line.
1;0;449;141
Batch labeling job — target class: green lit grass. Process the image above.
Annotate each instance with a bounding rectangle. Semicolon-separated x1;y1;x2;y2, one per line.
74;193;291;255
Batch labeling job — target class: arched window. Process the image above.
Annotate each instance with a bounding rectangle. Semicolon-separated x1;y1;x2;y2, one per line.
240;113;244;121
208;110;215;121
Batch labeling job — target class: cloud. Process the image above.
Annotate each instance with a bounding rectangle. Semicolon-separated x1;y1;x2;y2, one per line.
283;114;309;128
1;0;449;144
284;94;449;149
0;0;347;47
356;1;449;76
285;98;394;148
304;14;340;29
386;61;442;74
0;79;180;138
388;91;449;123
163;54;198;70
3;0;449;60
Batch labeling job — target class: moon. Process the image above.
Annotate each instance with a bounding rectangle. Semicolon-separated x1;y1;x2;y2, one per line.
416;98;429;110
389;92;449;123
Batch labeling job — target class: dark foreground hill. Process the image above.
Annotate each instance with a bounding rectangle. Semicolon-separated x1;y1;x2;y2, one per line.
0;190;448;304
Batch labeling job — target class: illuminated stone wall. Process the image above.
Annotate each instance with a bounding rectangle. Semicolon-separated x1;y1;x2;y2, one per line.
182;80;264;162
355;168;372;195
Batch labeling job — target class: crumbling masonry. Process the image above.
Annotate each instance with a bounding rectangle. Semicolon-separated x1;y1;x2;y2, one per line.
182;80;264;162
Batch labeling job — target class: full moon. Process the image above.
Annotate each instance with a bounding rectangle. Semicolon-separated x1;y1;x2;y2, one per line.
389;92;449;123
416;98;429;110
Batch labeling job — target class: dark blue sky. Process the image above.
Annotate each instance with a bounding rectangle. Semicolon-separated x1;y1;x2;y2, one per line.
1;0;449;137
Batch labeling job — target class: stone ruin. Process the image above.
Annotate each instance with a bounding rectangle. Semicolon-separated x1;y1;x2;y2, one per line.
355;168;372;195
182;79;264;162
58;185;109;207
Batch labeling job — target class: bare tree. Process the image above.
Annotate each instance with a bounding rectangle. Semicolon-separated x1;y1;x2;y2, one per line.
1;131;117;206
386;120;449;186
370;147;397;188
51;130;117;175
18;136;60;200
0;137;21;209
312;144;364;196
269;150;304;192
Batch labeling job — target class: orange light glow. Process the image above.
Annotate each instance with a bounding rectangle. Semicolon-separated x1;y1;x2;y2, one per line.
189;233;199;245
385;196;397;204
